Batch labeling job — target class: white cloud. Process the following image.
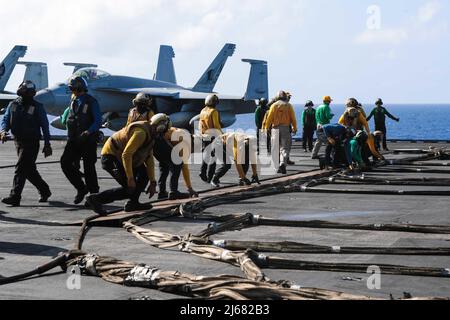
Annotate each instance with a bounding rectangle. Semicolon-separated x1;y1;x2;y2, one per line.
354;1;445;46
418;1;441;23
355;28;408;45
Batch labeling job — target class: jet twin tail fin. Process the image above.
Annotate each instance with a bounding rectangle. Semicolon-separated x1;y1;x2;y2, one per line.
242;59;269;101
155;45;177;84
18;62;48;91
192;43;236;93
0;45;27;91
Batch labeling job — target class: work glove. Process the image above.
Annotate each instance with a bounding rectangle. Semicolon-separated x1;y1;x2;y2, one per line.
146;181;158;199
251;175;261;185
188;188;199;198
42;144;53;158
0;131;8;144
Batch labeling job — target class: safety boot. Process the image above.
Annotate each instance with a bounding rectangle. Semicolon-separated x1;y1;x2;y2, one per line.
158;191;169;200
86;195;107;215
211;177;221;188
124;201;153;213
168;191;190;200
39;191;52;203
74;188;89;205
2;196;21;207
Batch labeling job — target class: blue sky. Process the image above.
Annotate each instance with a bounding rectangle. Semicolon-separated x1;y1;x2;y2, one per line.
1;0;449;104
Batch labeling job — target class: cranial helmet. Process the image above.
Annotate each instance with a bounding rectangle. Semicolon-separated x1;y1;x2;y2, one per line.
259;98;268;106
305;100;314;107
345;98;358;109
205;94;219;107
69;76;88;92
133;92;152;107
277;90;288;101
150;113;172;134
17;80;37;98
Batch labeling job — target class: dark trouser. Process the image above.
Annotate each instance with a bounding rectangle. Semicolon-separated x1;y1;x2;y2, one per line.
257;129;272;154
325;143;349;168
302;127;315;151
376;124;388;150
94;155;149;204
61;138;99;193
201;139;217;181
214;144;250;181
10;139;50;199
153;138;183;193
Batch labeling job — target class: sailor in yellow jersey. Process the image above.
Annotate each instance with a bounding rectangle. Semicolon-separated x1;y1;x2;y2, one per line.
264;90;298;174
199;94;223;183
339;98;384;161
210;132;260;188
154;126;199;200
126;92;156;126
86;114;171;215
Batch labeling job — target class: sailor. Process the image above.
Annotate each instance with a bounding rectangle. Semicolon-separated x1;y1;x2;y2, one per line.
312;96;334;159
199;94;223;183
154;126;198;200
210;132;260;188
320;123;354;171
0;81;52;207
60;76;102;205
255;98;270;155
126;92;156;126
339;98;384;161
302;100;317;153
350;130;370;170
367;99;400;151
263;90;298;174
86;114;171;214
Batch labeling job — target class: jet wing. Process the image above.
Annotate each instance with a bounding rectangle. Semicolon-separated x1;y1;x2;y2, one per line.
96;87;243;101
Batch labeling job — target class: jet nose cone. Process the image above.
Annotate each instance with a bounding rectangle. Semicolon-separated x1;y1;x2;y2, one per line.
35;89;56;111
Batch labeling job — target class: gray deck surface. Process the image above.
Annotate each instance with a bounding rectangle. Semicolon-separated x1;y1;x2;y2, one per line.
1;140;449;300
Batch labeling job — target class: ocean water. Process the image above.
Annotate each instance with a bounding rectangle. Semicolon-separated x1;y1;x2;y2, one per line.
229;104;450;140
2;104;450;140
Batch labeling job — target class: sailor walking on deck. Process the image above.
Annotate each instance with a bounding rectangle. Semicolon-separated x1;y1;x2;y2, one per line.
199;94;223;183
312;96;334;159
263;90;298;174
255;98;270;155
60;76;102;205
1;81;52;207
302;101;317;153
367;98;400;151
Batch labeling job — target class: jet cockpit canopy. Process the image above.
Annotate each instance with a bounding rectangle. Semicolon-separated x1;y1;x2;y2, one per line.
69;68;110;82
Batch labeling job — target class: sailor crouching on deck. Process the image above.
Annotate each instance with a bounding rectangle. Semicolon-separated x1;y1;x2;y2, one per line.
154;127;198;200
1;81;53;207
60;76;102;205
86;114;171;215
210;132;260;188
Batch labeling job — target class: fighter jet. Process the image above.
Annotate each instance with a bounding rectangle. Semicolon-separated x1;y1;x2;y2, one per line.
36;43;269;131
0;45;49;110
